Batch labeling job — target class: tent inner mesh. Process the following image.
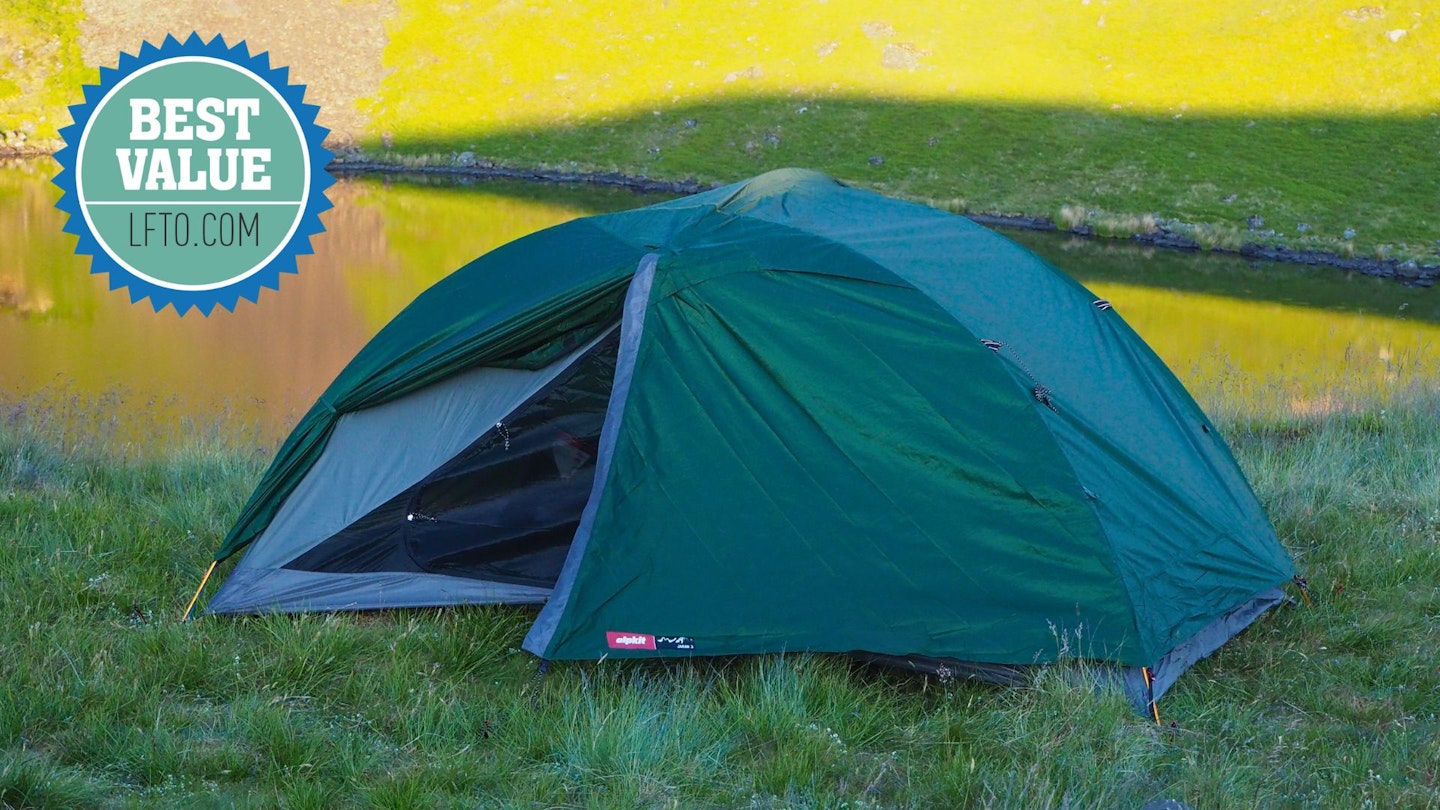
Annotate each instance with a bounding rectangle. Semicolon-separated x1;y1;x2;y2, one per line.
284;328;619;588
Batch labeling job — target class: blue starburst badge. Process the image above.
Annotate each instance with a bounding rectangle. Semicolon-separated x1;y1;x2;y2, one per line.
53;34;333;315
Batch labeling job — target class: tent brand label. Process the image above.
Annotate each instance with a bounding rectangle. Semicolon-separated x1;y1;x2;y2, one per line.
54;33;332;314
605;632;696;650
606;632;656;650
655;636;696;650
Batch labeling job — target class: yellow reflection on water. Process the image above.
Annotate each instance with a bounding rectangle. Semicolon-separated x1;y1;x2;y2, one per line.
1088;281;1440;419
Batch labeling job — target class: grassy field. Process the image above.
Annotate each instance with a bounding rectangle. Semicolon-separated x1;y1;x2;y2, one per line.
356;0;1440;264
2;375;1438;808
4;1;1440;261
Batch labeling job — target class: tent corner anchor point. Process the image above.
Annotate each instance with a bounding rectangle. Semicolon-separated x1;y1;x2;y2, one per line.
180;560;218;622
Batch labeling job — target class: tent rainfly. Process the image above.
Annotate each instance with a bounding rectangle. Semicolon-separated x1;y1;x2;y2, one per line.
198;168;1296;712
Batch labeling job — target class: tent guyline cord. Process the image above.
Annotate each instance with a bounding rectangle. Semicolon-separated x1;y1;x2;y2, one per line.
180;560;218;622
527;660;551;709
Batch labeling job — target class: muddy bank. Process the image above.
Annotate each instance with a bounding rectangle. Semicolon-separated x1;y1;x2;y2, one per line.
332;160;1439;288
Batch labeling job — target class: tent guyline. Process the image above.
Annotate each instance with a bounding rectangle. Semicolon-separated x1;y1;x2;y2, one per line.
191;169;1297;713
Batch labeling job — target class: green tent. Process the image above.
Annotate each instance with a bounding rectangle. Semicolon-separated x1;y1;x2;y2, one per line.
204;168;1294;708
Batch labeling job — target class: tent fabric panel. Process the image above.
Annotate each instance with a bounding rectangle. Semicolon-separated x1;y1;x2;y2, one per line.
1120;586;1289;707
1033;330;1292;658
538;265;1135;664
689;171;1293;656
229;334;610;574
205;567;551;615
524;254;659;657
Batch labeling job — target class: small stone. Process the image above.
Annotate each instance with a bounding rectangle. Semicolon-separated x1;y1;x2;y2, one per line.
1140;801;1195;810
927;136;939;147
796;106;808;115
762;132;781;145
868;155;885;166
1344;228;1357;240
1296;222;1310;233
456;151;475;166
1387;29;1407;42
882;42;926;70
683;119;698;129
862;21;895;39
1247;215;1265;230
1222;194;1237;203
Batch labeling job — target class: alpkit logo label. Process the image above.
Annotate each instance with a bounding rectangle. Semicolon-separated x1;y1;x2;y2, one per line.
605;632;696;651
606;632;656;650
54;33;333;315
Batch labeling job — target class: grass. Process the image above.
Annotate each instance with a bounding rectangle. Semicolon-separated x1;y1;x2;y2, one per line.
0;0;84;150
2;376;1438;808
363;96;1440;264
348;0;1440;261
5;1;1440;259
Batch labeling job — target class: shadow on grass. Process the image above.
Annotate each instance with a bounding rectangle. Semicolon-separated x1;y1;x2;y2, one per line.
371;94;1440;253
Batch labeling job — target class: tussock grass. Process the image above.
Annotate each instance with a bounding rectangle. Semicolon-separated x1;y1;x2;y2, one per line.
2;381;1439;807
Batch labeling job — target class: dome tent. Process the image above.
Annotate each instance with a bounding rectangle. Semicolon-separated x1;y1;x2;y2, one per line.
200;168;1294;711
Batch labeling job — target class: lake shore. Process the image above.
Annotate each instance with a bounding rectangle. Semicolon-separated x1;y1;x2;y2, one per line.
330;157;1440;286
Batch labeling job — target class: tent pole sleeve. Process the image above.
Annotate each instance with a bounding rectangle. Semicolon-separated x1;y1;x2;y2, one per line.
180;560;218;622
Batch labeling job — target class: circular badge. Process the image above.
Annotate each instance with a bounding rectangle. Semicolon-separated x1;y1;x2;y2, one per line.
54;34;332;315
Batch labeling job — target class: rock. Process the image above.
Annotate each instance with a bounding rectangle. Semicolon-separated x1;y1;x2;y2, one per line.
683;119;699;129
1247;215;1265;230
1297;222;1310;233
1344;228;1357;240
868;155;885;166
882;42;926;70
927;136;939;147
1344;6;1385;21
724;66;764;82
862;21;895;39
1140;801;1194;810
456;151;475;166
1387;29;1407;42
1222;194;1237;203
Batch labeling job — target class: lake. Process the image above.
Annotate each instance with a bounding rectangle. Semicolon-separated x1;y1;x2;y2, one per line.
3;159;1437;451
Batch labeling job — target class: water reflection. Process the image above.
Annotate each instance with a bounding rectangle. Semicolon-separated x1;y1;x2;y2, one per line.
2;160;1436;452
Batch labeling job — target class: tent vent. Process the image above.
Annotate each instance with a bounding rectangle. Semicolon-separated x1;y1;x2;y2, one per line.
1032;384;1056;410
1093;299;1112;310
980;339;1003;352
